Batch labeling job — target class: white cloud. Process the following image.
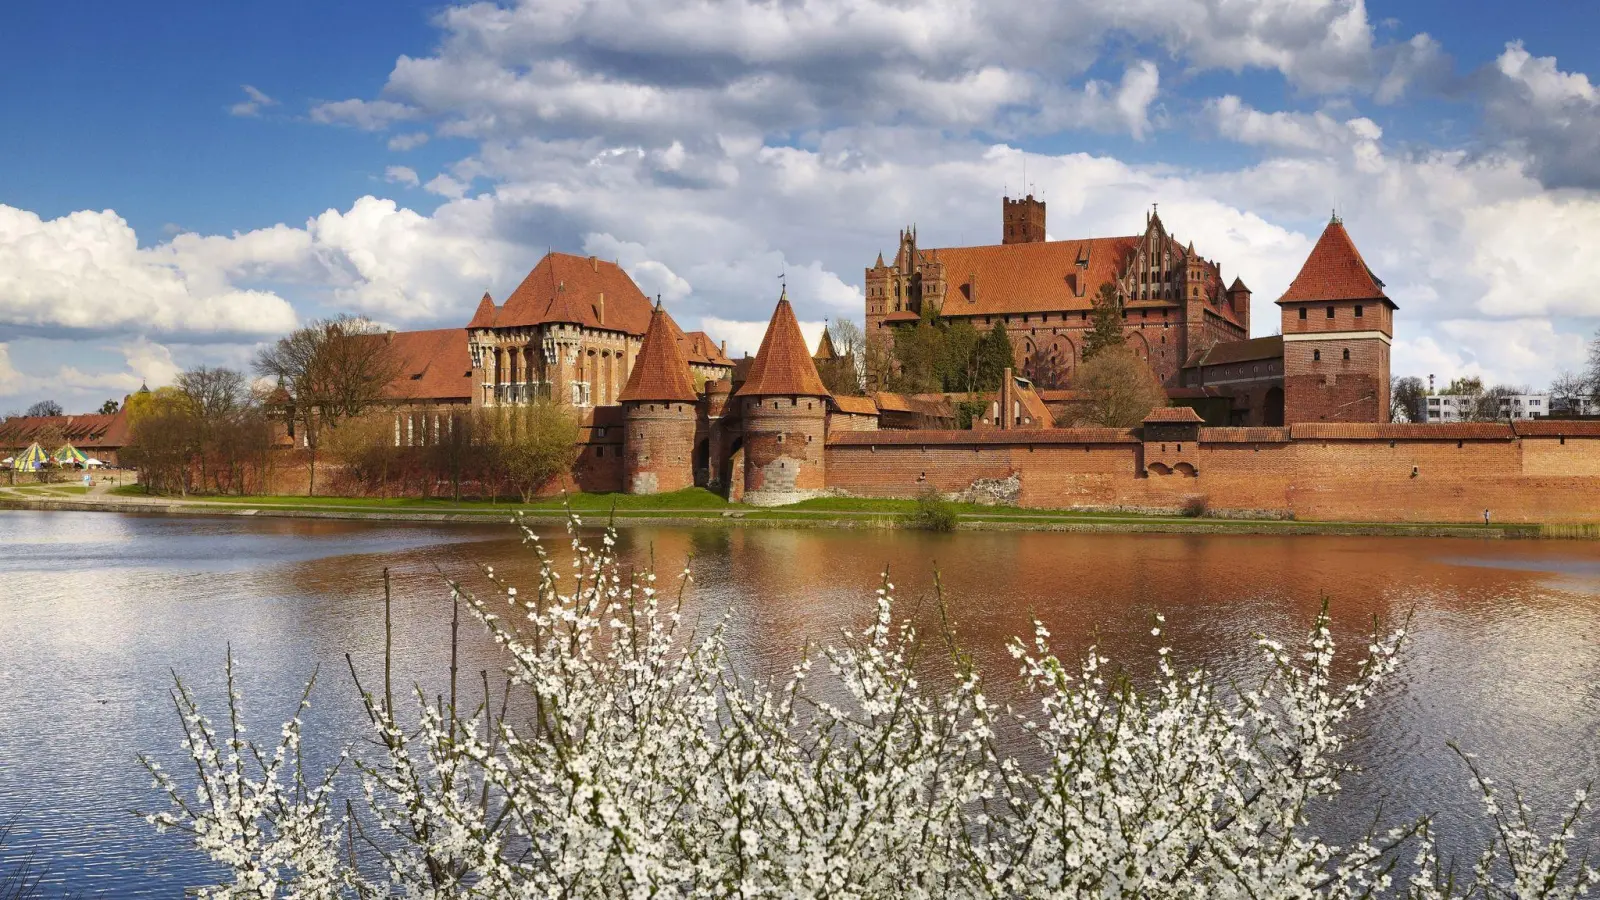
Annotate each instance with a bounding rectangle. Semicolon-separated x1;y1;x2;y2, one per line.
388;131;430;151
228;84;278;117
310;98;417;131
1484;41;1600;188
385;165;421;187
701;316;827;359
424;173;469;199
0;338;182;406
0;205;299;337
1206;95;1382;156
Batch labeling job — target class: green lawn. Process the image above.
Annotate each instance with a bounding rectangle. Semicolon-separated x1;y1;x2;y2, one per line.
109;485;734;512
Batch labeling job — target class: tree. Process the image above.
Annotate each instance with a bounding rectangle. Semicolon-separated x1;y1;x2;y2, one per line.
489;399;580;502
1551;370;1591;405
99;399;120;415
122;390;199;495
1444;376;1484;397
176;367;252;493
1026;343;1070;390
1471;384;1526;422
254;315;402;496
1391;376;1426;423
1587;326;1600;397
1081;282;1126;361
816;321;866;396
889;313;943;394
25;400;63;418
976;322;1014;390
1071;347;1167;427
325;412;403;499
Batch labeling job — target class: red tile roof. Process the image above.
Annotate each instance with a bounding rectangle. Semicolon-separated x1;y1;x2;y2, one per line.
1199;427;1290;443
1291;423;1513;440
827;428;1140;446
0;410;131;450
1144;406;1206;423
467;292;498;329
814;328;838;360
619;304;699;403
1277;220;1393;307
830;395;879;415
1512;420;1600;437
1184;335;1283;368
927;236;1139;316
495;252;654;334
682;330;733;368
380;328;476;403
734;293;830;398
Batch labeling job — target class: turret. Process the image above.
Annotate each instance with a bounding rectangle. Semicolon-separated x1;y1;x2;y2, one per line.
1276;214;1395;423
1002;194;1047;244
734;289;831;506
618;302;699;494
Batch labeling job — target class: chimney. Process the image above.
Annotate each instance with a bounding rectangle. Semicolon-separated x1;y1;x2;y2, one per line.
721;339;727;356
969;273;977;303
597;292;605;325
590;255;597;272
999;367;1014;430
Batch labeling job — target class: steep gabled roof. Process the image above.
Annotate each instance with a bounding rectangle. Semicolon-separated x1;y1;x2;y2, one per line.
495;252;654;334
467;292;498;329
619;303;698;403
380;328;476;403
924;236;1139;316
1277;219;1394;307
682;330;733;368
734;292;830;398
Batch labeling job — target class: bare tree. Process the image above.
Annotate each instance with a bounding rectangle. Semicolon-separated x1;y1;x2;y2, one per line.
25;400;63;418
1070;348;1166;427
1551;369;1591;404
176;367;252;492
254;315;402;496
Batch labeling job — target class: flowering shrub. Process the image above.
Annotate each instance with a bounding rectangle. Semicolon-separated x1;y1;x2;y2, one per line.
142;515;1598;898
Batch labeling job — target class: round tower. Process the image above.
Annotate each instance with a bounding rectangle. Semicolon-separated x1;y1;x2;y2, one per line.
735;289;832;506
619;302;699;495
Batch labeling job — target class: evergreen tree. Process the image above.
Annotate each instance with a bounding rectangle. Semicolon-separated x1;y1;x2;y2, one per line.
976;323;1015;390
1082;282;1126;361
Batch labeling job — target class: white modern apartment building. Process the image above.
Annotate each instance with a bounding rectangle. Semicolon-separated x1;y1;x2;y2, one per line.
1422;393;1550;421
1550;395;1598;417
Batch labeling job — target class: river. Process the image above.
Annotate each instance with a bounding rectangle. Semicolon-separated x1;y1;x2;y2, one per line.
1;509;1597;895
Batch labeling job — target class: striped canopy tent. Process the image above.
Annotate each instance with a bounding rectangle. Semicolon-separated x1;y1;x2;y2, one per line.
11;443;50;471
52;443;89;467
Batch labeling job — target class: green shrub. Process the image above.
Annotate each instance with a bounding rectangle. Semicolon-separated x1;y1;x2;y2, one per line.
902;487;958;531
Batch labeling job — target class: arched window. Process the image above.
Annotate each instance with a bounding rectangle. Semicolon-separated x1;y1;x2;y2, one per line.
1343;348;1351;360
1313;349;1322;361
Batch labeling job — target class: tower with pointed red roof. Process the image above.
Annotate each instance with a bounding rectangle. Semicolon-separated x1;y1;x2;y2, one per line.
735;288;832;505
1277;214;1395;423
619;302;701;494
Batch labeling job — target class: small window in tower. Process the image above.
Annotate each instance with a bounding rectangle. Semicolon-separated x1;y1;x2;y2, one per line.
1299;308;1308;320
1354;305;1364;318
596;446;605;457
1343;348;1351;360
1326;306;1335;318
1313;349;1322;361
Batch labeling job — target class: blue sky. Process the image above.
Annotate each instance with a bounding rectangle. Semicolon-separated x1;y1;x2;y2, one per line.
4;0;1600;413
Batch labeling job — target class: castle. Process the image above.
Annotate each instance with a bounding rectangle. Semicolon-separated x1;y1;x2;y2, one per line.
348;205;1599;524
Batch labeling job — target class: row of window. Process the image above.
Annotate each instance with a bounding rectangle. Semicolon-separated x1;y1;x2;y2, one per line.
1310;349;1353;361
1298;305;1365;320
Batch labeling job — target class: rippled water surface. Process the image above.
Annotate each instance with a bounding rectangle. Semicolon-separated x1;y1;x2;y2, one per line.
1;510;1597;895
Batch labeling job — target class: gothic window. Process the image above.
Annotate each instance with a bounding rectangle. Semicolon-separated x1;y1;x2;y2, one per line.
1313;349;1321;361
1343;348;1351;360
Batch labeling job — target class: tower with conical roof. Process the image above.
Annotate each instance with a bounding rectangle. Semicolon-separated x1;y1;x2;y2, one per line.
1276;214;1395;423
618;302;700;494
735;288;832;506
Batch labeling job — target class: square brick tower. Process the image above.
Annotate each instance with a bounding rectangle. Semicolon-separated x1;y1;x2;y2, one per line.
1276;215;1395;423
1002;194;1046;244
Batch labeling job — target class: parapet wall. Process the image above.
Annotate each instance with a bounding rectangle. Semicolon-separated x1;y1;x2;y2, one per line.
825;422;1600;524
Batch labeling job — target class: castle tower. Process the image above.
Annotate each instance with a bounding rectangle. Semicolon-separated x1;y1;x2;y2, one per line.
735;289;832;506
1003;194;1046;244
618;302;699;495
1226;276;1252;336
1276;215;1394;423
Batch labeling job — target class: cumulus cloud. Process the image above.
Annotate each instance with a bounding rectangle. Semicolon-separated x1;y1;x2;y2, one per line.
702;316;827;359
310;0;1432;148
0;205;300;338
388;131;430;151
1482;41;1600;189
0;338;182;405
385;165;421;187
1206;95;1383;156
228;84;278;117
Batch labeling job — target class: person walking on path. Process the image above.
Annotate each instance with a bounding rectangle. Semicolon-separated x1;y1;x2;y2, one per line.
1483;508;1491;526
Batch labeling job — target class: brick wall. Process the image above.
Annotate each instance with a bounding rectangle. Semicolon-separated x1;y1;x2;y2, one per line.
1283;339;1389;423
825;429;1600;523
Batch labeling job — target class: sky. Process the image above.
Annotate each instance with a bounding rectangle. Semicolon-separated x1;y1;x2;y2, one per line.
3;0;1600;414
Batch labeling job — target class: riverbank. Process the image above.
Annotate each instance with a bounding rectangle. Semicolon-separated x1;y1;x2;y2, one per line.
0;483;1579;540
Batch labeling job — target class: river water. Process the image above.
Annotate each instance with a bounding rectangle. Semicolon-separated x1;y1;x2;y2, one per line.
1;509;1597;895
